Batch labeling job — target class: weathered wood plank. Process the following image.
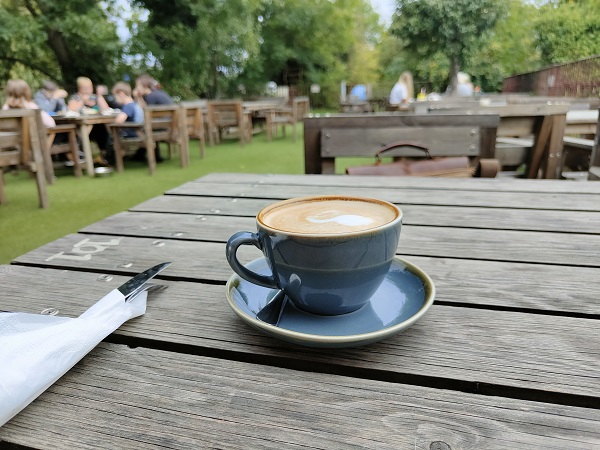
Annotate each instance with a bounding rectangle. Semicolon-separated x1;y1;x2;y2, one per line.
131;196;600;234
197;172;600;195
2;343;598;449
80;213;600;267
167;181;600;211
9;235;600;315
1;266;599;401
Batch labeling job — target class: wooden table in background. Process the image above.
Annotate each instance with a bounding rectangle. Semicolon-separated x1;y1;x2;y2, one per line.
54;114;119;176
1;173;600;448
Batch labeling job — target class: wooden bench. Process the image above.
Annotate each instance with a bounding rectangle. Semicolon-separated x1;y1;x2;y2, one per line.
109;105;188;175
303;113;500;174
416;103;570;178
0;109;48;208
588;108;600;181
179;100;208;159
560;109;598;175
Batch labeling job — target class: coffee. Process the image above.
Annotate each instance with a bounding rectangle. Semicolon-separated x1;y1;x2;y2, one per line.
227;195;403;315
260;197;398;234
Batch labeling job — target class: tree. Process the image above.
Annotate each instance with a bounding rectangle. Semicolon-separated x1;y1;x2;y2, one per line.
390;0;507;93
0;0;121;88
467;0;541;91
238;0;381;100
534;0;600;65
132;0;262;98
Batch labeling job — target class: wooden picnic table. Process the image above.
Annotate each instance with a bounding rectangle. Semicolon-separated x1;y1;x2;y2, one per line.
1;173;600;448
54;113;119;176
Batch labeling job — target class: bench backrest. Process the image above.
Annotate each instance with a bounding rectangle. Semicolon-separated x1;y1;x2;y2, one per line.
588;108;600;181
179;101;207;139
414;103;571;173
207;100;245;128
144;105;181;142
303;113;500;174
0;109;48;207
293;96;310;122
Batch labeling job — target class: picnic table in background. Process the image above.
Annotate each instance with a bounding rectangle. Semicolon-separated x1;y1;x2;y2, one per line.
54;112;120;176
1;173;599;448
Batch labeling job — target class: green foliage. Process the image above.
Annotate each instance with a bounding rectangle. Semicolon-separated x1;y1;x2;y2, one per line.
467;0;541;91
378;31;449;92
534;0;600;65
236;0;382;98
390;0;507;90
2;0;599;104
133;0;262;98
0;0;121;88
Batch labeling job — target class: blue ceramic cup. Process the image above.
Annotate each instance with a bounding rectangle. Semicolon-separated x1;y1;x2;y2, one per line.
226;196;402;315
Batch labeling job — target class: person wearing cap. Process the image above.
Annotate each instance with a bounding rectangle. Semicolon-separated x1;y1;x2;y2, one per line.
33;80;68;115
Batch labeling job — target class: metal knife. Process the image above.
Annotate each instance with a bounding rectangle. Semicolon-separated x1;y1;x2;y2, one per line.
118;262;172;301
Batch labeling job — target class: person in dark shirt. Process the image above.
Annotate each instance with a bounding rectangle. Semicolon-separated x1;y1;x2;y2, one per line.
132;74;174;162
134;74;174;106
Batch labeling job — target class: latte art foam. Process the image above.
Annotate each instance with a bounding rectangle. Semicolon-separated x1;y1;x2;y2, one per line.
307;213;374;227
261;198;397;234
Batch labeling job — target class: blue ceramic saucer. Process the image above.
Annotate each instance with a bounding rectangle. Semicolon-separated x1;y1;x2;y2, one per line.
225;256;435;348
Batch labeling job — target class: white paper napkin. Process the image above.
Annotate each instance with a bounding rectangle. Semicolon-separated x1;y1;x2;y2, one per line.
0;289;147;426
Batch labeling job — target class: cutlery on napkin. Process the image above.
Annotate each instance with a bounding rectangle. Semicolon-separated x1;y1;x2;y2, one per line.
0;262;171;426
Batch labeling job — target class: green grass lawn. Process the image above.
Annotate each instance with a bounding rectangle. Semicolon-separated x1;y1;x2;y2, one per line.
0;128;308;264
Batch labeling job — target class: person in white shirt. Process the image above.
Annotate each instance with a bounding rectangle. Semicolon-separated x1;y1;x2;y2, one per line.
389;71;414;106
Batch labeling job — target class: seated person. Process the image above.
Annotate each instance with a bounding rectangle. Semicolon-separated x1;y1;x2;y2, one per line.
349;84;367;102
3;79;56;148
110;81;157;163
68;76;109;113
97;84;122;110
68;76;110;159
111;82;143;138
134;74;174;106
456;72;474;97
33;80;67;115
389;71;413;107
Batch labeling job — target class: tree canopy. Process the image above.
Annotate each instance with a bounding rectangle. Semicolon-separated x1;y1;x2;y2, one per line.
534;0;600;65
390;0;507;93
0;0;121;89
1;0;599;103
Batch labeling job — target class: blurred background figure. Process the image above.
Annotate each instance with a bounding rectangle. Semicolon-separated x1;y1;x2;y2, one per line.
3;79;56;149
349;83;367;102
67;77;110;162
417;87;427;100
33;80;67;116
67;76;109;113
96;84;122;110
134;74;173;106
456;72;474;97
3;79;55;128
389;71;413;106
111;82;143;137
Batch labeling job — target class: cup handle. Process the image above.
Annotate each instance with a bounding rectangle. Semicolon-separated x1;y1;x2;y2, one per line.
226;231;278;289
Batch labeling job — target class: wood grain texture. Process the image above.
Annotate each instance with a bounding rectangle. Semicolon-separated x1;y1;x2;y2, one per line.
4;173;600;448
167;181;600;211
80;212;600;267
2;343;598;449
2;266;599;401
11;236;600;315
197;172;600;194
320;126;481;157
130;196;600;234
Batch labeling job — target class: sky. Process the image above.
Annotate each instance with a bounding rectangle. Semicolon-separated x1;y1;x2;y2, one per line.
370;0;395;26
